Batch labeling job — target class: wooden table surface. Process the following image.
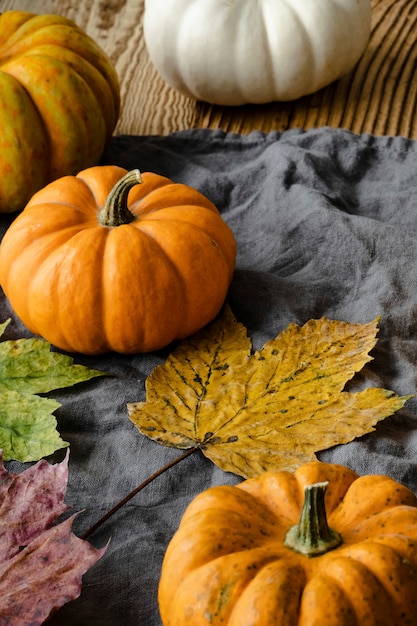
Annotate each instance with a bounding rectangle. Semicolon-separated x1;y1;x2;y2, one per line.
2;0;417;139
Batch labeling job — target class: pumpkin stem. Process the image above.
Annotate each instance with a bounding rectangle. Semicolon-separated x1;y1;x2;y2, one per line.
284;481;342;557
99;169;142;227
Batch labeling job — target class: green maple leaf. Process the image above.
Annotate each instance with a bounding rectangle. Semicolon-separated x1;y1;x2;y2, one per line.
0;320;105;462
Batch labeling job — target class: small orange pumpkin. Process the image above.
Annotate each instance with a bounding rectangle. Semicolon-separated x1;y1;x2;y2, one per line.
159;461;417;625
0;11;120;213
0;166;236;354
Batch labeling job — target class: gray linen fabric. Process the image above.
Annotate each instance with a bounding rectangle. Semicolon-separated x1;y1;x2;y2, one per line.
2;126;417;624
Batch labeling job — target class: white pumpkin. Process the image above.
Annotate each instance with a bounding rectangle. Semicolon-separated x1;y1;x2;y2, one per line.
143;0;372;105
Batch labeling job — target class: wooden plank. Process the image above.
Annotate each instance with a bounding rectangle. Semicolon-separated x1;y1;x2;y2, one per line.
2;0;417;138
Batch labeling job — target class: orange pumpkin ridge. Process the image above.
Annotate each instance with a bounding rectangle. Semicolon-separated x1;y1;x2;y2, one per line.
0;165;236;355
158;461;417;625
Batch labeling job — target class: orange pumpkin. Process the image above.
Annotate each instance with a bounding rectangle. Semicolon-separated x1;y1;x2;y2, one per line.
0;11;120;213
159;461;417;625
0;166;236;354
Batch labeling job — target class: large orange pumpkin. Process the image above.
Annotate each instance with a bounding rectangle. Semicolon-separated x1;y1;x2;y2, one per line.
0;11;120;213
0;165;236;354
159;461;417;625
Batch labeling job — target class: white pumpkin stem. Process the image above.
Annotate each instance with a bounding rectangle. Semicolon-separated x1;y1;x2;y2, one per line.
284;481;342;557
99;169;142;226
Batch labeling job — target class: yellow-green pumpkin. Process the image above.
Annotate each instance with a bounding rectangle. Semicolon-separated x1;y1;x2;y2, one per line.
0;11;120;212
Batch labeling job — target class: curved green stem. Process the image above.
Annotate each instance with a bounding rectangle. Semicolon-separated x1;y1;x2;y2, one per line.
284;481;342;557
99;169;142;227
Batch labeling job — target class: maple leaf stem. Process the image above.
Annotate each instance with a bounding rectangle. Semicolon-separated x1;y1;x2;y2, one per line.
80;446;199;540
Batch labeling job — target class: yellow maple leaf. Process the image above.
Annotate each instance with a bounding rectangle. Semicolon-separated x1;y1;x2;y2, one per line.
127;306;411;478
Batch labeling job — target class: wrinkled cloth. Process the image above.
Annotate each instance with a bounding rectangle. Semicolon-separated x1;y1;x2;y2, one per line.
2;126;417;624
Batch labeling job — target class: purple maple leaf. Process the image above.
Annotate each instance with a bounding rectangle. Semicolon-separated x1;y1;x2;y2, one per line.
0;450;106;624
